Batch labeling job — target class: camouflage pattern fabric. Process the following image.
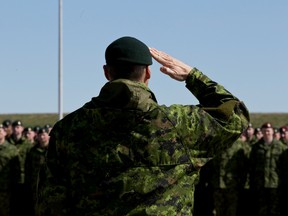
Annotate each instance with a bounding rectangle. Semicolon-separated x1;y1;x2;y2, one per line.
246;136;258;146
0;141;21;216
7;136;33;183
249;138;287;216
249;138;287;189
211;139;251;189
7;135;34;215
36;68;249;215
280;138;288;146
211;139;251;216
25;143;48;215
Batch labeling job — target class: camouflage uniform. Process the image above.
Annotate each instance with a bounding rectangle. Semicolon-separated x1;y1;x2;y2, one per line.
0;140;21;216
211;139;251;216
249;138;287;216
7;136;33;183
25;142;48;216
279;138;288;146
37;68;249;216
7;135;33;215
246;136;258;146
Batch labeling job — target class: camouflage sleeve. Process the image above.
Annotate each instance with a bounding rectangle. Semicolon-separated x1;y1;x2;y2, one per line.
164;68;250;160
186;68;236;105
186;68;249;122
189;67;248;124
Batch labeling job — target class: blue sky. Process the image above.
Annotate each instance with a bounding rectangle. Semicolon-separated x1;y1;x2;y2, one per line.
1;1;287;114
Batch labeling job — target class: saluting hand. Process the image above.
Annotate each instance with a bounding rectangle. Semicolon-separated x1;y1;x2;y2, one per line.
149;48;193;81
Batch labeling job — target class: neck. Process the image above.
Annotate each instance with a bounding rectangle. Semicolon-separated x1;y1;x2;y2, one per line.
264;137;273;144
13;134;22;141
0;138;5;145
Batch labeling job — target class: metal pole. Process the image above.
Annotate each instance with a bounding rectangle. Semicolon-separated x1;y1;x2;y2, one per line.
58;0;63;120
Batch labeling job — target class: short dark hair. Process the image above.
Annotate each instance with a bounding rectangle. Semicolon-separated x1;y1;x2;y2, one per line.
106;64;146;81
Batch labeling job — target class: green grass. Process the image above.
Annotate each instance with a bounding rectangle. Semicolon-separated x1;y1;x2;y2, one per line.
0;113;63;128
1;112;288;129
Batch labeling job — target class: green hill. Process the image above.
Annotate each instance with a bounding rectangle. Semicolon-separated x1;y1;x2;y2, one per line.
1;112;288;129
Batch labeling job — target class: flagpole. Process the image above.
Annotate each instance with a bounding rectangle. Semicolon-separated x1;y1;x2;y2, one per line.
58;0;63;120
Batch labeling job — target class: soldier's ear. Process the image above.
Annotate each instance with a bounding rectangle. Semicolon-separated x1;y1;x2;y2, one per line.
103;65;111;81
146;66;151;79
144;66;151;85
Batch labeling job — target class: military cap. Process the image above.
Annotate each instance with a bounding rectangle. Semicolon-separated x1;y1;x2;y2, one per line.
24;127;33;133
33;126;41;133
105;36;152;66
2;119;12;128
254;127;261;134
274;127;280;133
12;120;23;127
261;122;273;129
279;126;288;134
38;127;49;134
43;124;52;129
248;123;253;128
0;124;4;129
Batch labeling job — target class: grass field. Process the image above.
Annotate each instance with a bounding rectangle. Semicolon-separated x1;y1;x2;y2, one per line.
1;112;288;129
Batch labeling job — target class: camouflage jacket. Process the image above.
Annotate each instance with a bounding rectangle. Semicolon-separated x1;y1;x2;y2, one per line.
7;136;33;184
249;138;288;190
37;68;249;216
0;140;21;191
210;139;251;189
280;138;288;146
246;136;258;146
25;143;48;203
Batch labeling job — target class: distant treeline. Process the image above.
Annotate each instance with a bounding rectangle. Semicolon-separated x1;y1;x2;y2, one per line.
0;113;288;129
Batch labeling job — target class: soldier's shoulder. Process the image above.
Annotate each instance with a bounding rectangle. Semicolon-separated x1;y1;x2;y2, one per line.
0;141;19;156
234;139;251;150
1;140;17;149
275;139;288;149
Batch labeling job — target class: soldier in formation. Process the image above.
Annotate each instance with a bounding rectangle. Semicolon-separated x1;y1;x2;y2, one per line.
0;124;21;216
25;127;50;216
249;122;287;216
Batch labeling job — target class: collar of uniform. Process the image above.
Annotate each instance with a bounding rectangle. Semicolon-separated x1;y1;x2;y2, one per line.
90;79;158;111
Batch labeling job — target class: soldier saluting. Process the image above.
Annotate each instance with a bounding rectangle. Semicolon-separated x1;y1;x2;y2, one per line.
37;36;249;215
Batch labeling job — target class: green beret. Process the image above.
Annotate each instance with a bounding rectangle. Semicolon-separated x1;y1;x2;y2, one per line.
24;127;33;132
105;36;152;65
38;127;49;134
12;120;23;127
2;119;11;127
33;126;41;133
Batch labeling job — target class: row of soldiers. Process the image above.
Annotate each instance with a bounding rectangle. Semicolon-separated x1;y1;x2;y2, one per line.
0;119;52;216
1;119;288;216
194;122;288;216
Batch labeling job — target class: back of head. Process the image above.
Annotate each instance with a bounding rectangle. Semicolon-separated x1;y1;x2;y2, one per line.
104;37;152;81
